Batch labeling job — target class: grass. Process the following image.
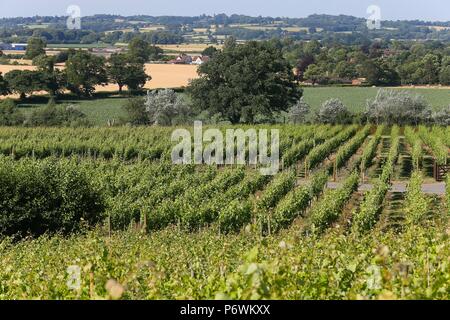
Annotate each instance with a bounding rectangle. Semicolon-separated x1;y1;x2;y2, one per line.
18;96;128;126
302;87;450;112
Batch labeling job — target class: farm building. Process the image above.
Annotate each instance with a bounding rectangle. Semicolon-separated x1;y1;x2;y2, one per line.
0;43;28;50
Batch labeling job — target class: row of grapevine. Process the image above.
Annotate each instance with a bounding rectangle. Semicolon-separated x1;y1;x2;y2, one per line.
404;171;430;224
360;125;384;171
256;170;297;211
305;125;358;171
217;173;272;233
334;125;371;170
148;168;246;231
309;171;360;234
404;127;423;170
418;126;448;165
431;126;450;148
0;127;172;160
192;172;270;232
282;125;345;168
352;126;400;233
259;170;329;235
107;165;218;230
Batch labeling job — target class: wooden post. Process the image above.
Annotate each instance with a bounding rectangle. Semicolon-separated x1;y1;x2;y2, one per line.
108;214;111;239
333;159;337;182
433;159;437;181
304;158;308;178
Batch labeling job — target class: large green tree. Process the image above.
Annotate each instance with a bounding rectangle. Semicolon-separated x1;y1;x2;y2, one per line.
25;37;46;60
188;40;302;124
0;73;10;96
4;70;41;99
128;38;163;62
33;55;65;97
65;51;108;96
107;53;150;92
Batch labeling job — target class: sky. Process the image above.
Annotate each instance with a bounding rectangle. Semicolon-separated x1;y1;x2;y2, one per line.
0;0;449;21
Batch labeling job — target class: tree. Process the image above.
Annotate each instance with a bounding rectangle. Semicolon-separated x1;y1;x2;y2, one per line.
128;38;162;62
304;64;325;84
202;46;218;57
188;41;302;124
316;99;352;124
0;72;10;96
145;89;191;126
335;61;357;79
107;53;150;93
359;59;400;86
295;54;314;81
65;51;108;96
288;98;310;124
25;37;46;60
4;70;41;99
33;54;65;97
439;65;450;85
421;54;440;84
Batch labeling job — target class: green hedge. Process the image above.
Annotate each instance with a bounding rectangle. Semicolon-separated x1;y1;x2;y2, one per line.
0;157;105;238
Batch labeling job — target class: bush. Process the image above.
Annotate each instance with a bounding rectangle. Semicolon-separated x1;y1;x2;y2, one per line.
28;103;89;127
365;89;432;125
316;98;352;124
0;157;105;238
122;96;149;125
0;99;24;126
433;105;450;126
288;98;310;124
145;89;192;126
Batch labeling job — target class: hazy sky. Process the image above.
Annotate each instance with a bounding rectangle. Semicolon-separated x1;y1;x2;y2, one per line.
0;0;449;21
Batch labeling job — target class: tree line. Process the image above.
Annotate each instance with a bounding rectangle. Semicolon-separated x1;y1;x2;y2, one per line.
284;39;450;86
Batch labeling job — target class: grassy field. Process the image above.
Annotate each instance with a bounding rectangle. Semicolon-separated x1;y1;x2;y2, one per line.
303;87;450;112
18;97;128;126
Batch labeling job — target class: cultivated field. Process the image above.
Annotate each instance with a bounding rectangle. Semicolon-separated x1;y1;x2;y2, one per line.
0;125;448;299
158;43;223;54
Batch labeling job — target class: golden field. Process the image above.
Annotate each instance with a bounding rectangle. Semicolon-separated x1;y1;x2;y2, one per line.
159;43;222;53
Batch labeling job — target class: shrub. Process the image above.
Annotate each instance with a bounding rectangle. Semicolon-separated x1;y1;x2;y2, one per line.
122;96;149;125
365;89;432;125
0;99;24;126
0;157;105;238
28;104;89;127
316;98;352;124
288;98;310;124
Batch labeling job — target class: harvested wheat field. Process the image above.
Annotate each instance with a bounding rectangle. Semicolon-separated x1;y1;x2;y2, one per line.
94;64;199;91
159;43;222;53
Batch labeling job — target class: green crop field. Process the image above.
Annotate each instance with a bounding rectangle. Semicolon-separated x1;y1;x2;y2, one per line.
302;87;450;112
0;124;448;299
18;97;128;126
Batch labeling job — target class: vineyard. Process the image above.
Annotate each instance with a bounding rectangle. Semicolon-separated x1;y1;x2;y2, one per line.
0;124;449;300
